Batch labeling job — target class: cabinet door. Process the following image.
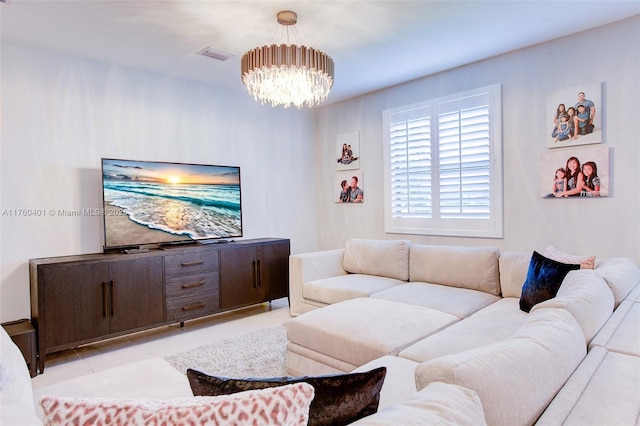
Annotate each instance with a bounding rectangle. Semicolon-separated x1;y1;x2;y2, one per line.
108;257;164;333
219;245;265;308
42;263;110;351
259;240;290;300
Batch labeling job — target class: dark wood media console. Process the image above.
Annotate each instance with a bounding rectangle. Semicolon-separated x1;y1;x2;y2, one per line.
29;238;290;374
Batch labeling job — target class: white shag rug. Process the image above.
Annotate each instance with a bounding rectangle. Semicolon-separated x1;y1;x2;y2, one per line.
163;325;288;378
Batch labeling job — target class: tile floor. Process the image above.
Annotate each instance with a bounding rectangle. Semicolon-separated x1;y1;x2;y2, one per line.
31;298;291;390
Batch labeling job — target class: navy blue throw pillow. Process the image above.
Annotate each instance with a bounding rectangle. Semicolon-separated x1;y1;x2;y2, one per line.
519;251;581;313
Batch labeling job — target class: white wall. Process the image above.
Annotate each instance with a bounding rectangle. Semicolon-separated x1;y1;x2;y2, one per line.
0;44;319;321
314;16;640;262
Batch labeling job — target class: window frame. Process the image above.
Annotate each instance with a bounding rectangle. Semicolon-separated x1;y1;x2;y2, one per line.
382;84;503;238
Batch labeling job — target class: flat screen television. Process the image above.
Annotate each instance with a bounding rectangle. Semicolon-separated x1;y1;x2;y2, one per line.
101;158;242;250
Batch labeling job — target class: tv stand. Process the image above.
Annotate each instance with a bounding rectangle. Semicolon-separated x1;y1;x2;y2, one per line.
29;237;289;374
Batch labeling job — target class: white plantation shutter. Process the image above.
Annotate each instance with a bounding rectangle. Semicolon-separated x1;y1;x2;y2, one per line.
383;85;503;238
389;107;432;220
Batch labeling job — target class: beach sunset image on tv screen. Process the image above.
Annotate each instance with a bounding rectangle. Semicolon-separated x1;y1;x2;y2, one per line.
102;158;242;249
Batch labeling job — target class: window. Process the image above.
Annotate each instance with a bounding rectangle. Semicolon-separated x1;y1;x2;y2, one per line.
383;85;503;238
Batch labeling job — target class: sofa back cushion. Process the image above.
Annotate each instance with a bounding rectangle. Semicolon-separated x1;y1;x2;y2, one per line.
409;245;501;295
343;239;410;281
498;252;531;298
532;270;614;343
594;257;640;307
414;308;586;426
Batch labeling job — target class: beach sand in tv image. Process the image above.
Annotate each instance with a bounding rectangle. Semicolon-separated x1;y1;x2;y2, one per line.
102;159;242;248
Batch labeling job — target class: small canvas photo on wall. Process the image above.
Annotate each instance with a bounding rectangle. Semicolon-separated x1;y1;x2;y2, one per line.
335;171;364;203
540;145;609;198
336;131;360;171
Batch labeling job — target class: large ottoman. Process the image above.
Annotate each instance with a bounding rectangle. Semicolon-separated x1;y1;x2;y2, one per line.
285;298;458;376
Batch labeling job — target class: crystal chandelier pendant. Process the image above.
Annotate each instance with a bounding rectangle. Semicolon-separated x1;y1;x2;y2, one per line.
241;11;334;108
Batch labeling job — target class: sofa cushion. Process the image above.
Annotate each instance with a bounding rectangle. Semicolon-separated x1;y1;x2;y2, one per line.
533;269;614;343
349;382;487;426
343;239;410;281
498;251;531;298
303;274;403;305
40;383;315;426
409;245;501;295
32;358;195;420
589;300;640;356
352;356;419;410
415;308;586;426
594;257;640;307
543;245;595;269
399;297;527;363
519;251;580;312
286;298;458;367
536;347;640;426
371;282;499;319
186;367;386;426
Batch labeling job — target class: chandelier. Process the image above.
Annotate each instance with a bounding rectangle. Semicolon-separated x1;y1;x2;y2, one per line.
241;11;334;108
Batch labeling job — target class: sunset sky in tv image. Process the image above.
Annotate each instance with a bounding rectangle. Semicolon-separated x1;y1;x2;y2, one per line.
102;159;240;185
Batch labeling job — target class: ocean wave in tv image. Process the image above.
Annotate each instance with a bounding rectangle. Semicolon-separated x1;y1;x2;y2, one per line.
104;181;241;239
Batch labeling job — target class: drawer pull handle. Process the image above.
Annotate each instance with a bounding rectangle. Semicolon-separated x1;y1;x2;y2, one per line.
181;261;204;267
181;281;205;289
182;303;205;311
102;282;108;318
110;280;115;316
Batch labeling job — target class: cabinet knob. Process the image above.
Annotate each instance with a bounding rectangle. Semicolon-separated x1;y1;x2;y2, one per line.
181;261;204;267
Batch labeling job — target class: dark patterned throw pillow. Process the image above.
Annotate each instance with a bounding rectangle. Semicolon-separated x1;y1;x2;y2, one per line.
187;366;386;426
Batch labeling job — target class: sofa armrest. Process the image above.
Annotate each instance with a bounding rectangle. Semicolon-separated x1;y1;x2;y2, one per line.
414;308;586;426
0;326;40;425
350;382;486;426
289;249;347;316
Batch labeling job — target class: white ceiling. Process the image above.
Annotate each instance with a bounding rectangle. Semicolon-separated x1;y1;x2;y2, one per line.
2;1;638;105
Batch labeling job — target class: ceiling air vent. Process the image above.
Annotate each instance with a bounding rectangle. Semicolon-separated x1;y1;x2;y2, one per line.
197;47;234;61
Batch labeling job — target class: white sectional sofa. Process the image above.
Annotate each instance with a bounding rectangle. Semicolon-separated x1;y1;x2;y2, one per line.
287;239;640;425
0;324;492;425
2;238;637;425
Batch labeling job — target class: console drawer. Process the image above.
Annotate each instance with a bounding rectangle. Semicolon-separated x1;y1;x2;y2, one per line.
166;294;220;321
166;272;218;298
164;251;218;277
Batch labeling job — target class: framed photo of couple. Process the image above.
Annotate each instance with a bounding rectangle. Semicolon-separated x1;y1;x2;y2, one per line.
335;171;364;203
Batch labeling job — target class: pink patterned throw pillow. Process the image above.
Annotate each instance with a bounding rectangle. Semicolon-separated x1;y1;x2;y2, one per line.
543;245;595;269
40;382;314;426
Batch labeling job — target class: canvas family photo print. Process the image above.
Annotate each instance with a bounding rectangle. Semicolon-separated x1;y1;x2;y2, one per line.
546;83;602;149
540;145;609;198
